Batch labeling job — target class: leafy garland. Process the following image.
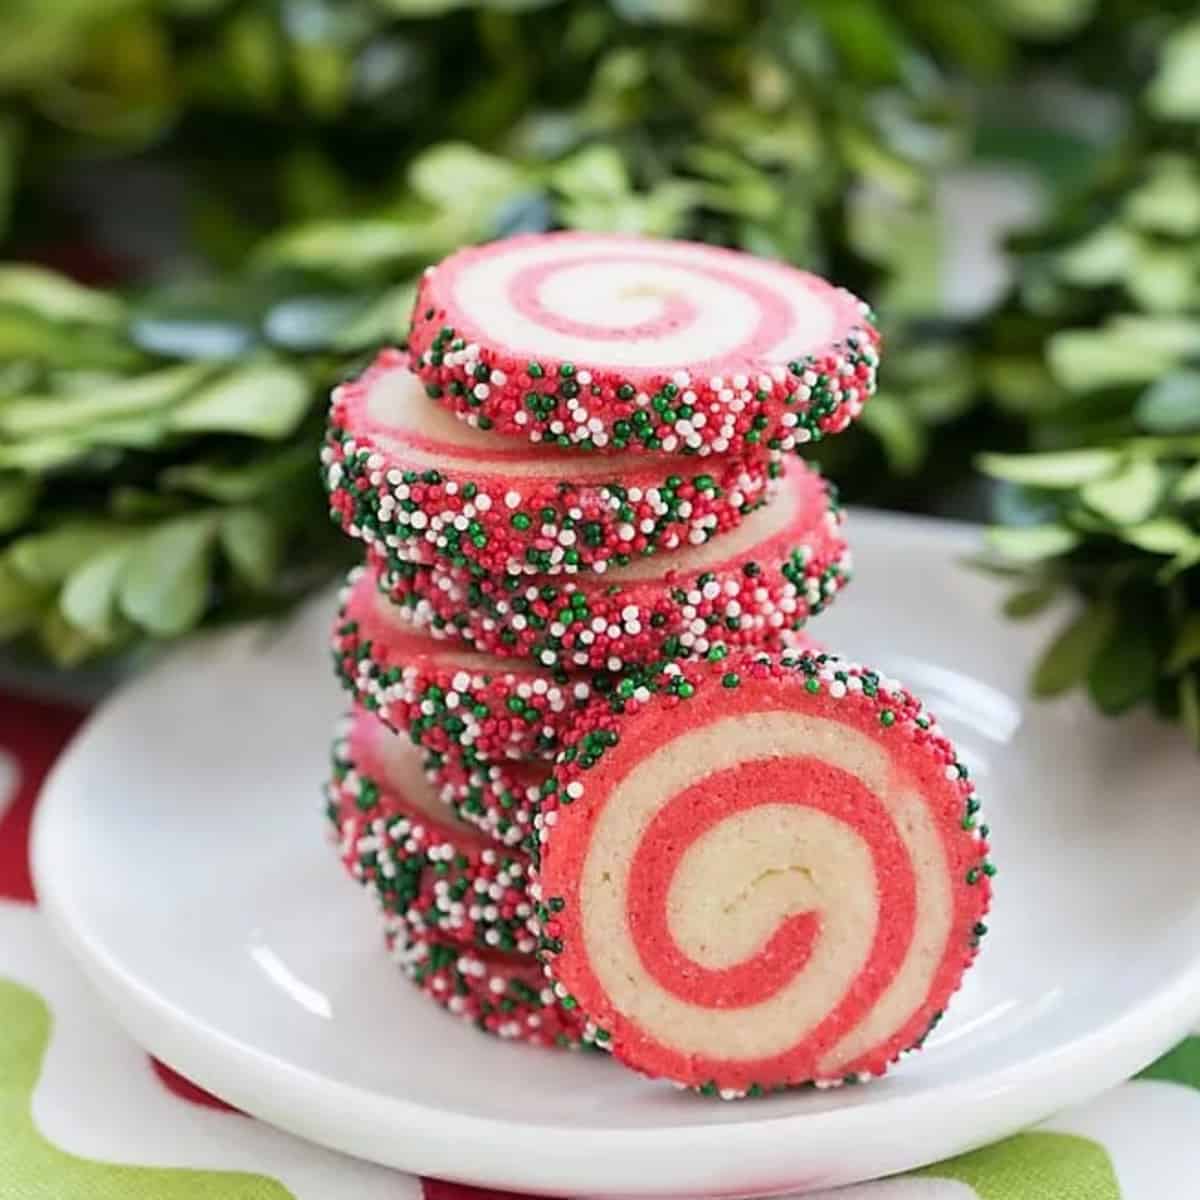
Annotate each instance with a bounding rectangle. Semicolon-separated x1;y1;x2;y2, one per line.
0;0;1197;750
978;13;1200;744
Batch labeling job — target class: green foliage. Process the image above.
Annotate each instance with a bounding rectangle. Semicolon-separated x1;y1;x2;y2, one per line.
0;0;1195;754
976;12;1200;743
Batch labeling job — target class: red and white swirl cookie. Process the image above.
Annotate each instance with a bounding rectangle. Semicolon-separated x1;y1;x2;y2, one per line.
373;461;850;672
333;563;591;765
325;349;777;578
384;922;587;1050
532;650;993;1097
408;232;880;457
328;711;538;953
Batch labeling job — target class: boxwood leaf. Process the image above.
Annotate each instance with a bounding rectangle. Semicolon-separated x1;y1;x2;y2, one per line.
858;393;927;474
167;363;312;439
60;541;136;639
0;362;214;438
986;524;1081;562
1032;601;1116;697
1173;461;1200;505
978;449;1120;488
1003;581;1059;619
8;523;129;586
219;508;282;590
1136;370;1200;434
1123;156;1200;237
1080;458;1163;525
1088;622;1159;715
1120;519;1197;556
118;514;218;637
0;265;125;326
1127;243;1195;313
1047;329;1178;393
1054;224;1135;286
1147;19;1200;120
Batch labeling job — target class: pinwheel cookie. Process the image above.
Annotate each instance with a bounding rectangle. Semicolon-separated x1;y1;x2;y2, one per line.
324;349;777;578
532;650;993;1096
384;922;586;1050
374;461;850;672
332;563;591;765
408;232;880;456
327;710;539;954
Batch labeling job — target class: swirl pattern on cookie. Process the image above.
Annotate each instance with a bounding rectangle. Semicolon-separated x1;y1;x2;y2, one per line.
408;233;879;456
532;650;992;1096
373;461;850;671
325;349;778;578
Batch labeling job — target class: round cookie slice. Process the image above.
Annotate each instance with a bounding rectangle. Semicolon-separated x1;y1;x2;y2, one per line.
333;563;592;765
408;232;880;457
531;649;993;1097
374;461;850;672
328;711;538;954
384;921;588;1050
325;349;777;578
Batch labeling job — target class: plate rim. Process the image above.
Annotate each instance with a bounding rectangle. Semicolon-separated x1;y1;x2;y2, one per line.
29;509;1200;1195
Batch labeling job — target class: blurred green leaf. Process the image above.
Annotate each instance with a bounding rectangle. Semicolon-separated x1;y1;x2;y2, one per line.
1127;242;1195;312
219;507;282;589
1124;156;1200;236
38;607;109;667
1032;601;1116;697
859;394;926;474
118;514;217;636
1174;462;1200;505
1047;328;1178;392
0;363;214;439
1146;19;1200;120
1055;225;1135;287
1088;620;1158;715
1003;581;1059;618
1080;458;1163;525
7;522;130;586
978;449;1121;488
161;445;313;503
329;283;416;350
986;523;1081;561
167;363;312;439
989;0;1095;38
59;541;136;639
252;217;437;276
1136;370;1200;434
0;266;124;325
1120;518;1198;556
1105;316;1200;357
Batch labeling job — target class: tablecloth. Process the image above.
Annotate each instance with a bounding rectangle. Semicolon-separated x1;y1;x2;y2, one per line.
2;688;1197;1200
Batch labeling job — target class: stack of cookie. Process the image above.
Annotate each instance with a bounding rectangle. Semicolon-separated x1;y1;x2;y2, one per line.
321;233;993;1094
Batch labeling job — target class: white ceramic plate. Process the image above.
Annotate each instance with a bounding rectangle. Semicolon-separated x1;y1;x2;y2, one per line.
32;512;1200;1197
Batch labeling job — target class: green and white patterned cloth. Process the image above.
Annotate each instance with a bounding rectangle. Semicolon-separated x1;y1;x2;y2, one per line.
2;694;1197;1199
